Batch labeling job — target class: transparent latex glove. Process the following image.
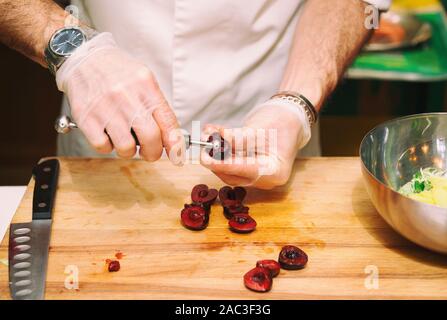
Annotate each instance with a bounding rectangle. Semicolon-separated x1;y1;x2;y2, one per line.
56;32;182;161
200;98;311;189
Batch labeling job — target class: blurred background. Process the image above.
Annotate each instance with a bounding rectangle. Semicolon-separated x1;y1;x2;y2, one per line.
0;0;447;185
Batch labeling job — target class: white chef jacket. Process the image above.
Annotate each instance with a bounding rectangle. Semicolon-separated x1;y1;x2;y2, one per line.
58;0;391;157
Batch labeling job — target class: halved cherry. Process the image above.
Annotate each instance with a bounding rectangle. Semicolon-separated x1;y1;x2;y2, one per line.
278;245;308;270
256;260;281;277
243;267;272;292
191;184;218;209
228;213;257;233
222;199;249;219
219;186;247;203
184;203;210;215
181;205;209;231
205;132;231;160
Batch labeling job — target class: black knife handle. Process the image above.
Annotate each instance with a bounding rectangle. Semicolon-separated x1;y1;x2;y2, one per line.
32;159;60;220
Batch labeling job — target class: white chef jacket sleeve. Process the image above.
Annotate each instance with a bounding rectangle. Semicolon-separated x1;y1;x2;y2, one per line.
362;0;391;11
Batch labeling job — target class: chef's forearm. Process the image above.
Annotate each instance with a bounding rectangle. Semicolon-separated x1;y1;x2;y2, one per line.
0;0;72;67
280;0;372;111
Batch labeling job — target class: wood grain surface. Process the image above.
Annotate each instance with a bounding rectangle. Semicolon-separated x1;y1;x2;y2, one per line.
1;157;447;299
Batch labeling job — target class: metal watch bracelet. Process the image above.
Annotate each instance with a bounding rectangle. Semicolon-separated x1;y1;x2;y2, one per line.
44;25;99;75
270;91;318;126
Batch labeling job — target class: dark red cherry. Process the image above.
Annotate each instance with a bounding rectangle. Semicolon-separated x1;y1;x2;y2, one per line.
278;245;308;270
206;132;231;160
243;267;272;292
222;199;249;219
181;205;209;231
108;260;120;272
256;260;280;277
228;213;257;233
191;184;218;209
219;186;247;203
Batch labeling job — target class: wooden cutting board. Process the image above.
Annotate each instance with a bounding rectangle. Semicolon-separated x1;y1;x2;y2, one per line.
1;157;447;299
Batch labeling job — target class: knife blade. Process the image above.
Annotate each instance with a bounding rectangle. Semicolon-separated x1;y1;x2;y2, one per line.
8;159;59;300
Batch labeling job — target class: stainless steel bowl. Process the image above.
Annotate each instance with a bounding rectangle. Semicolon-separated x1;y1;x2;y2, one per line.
360;113;447;254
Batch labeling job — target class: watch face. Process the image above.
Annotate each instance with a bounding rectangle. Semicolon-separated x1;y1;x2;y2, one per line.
50;28;85;56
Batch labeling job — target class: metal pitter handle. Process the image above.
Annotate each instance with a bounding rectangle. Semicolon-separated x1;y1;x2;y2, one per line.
54;115;217;149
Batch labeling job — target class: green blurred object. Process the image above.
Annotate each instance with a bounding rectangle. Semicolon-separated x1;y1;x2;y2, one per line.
347;12;447;81
326;9;447;116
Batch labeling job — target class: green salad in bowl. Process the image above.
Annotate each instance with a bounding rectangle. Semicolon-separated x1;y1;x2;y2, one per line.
399;167;447;208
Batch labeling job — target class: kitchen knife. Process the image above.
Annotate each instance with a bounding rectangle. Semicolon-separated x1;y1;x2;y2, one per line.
8;159;59;300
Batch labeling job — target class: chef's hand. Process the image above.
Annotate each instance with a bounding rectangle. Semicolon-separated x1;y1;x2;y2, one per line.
200;98;311;189
56;32;181;162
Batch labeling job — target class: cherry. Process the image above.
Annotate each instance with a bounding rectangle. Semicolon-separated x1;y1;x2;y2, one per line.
108;260;120;272
228;213;257;233
243;267;272;292
219;186;247;203
191;184;218;210
278;245;308;270
222;199;249;219
181;205;209;231
206;132;231;160
256;260;281;278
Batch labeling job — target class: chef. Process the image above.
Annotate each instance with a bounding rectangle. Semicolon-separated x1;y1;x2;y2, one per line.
0;0;390;189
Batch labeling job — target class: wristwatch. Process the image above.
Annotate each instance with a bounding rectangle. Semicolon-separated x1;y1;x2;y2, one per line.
44;26;98;75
